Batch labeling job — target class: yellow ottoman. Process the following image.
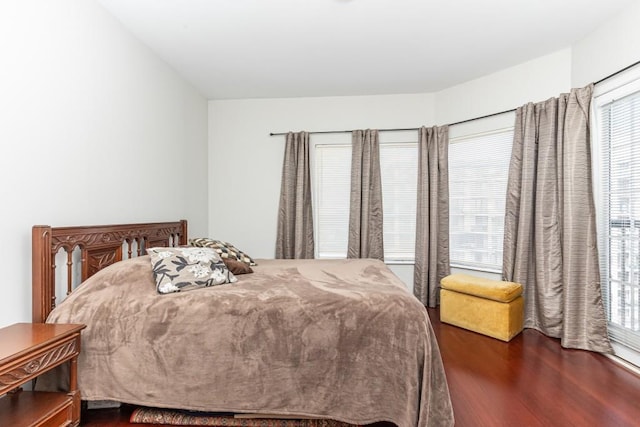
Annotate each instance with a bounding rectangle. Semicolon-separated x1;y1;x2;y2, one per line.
440;274;524;342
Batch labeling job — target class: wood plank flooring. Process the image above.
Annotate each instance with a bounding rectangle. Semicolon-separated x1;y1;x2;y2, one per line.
80;308;640;426
427;307;640;426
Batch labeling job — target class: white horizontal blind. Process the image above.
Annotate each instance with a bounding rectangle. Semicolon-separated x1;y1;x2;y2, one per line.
596;88;640;354
448;129;513;271
315;144;351;258
380;143;418;261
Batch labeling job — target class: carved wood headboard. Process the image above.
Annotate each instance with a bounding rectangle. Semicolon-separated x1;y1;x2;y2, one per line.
32;220;187;323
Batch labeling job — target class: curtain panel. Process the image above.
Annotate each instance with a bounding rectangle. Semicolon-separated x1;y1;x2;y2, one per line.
347;129;384;260
503;85;612;353
414;125;450;307
275;131;315;259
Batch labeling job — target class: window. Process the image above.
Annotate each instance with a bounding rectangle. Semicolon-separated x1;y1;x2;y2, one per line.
594;69;640;364
314;141;418;262
448;129;513;271
380;143;418;261
314;144;351;258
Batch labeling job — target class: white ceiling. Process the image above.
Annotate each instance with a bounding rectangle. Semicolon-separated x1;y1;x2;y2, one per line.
97;0;635;100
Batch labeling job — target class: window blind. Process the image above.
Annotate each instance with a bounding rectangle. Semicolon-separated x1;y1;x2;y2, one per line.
380;143;418;261
315;144;351;258
597;89;640;354
448;129;513;271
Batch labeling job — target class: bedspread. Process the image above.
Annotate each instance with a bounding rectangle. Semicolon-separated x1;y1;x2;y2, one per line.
44;257;454;427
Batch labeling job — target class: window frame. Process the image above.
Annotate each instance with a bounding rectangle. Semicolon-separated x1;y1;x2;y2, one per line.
312;137;352;259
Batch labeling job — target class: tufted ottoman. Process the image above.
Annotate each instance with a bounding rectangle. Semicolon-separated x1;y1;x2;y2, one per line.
440;274;524;342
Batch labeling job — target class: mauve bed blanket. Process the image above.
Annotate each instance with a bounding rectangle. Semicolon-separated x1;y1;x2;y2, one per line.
43;257;454;427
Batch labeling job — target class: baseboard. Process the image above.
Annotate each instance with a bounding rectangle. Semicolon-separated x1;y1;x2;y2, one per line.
604;353;640;377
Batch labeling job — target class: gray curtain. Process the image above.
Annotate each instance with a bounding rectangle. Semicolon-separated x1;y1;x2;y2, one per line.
414;126;450;307
275;131;315;259
503;85;612;353
348;129;384;260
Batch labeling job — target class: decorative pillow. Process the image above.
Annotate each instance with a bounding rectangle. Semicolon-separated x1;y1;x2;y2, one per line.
147;247;237;294
189;238;257;266
222;257;253;275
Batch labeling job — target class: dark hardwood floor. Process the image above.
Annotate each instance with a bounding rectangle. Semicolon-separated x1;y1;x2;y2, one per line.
427;307;640;427
81;308;640;426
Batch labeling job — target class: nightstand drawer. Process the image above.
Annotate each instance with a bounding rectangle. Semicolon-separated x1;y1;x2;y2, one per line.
0;338;78;395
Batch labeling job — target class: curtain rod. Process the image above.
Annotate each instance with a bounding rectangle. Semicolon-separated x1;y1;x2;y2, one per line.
268;108;515;137
269;59;640;137
595;58;640;85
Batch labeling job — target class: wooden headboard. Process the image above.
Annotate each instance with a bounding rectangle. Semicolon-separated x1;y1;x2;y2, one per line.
32;220;187;323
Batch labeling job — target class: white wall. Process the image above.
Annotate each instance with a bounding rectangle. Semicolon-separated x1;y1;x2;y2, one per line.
572;0;640;88
0;0;208;327
436;48;572;127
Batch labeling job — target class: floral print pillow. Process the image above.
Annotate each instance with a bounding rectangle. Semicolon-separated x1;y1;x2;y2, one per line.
147;247;237;294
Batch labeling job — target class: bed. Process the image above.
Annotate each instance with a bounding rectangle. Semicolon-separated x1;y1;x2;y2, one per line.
32;220;454;427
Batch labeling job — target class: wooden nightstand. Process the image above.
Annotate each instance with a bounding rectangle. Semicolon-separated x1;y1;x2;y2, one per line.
0;323;85;427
